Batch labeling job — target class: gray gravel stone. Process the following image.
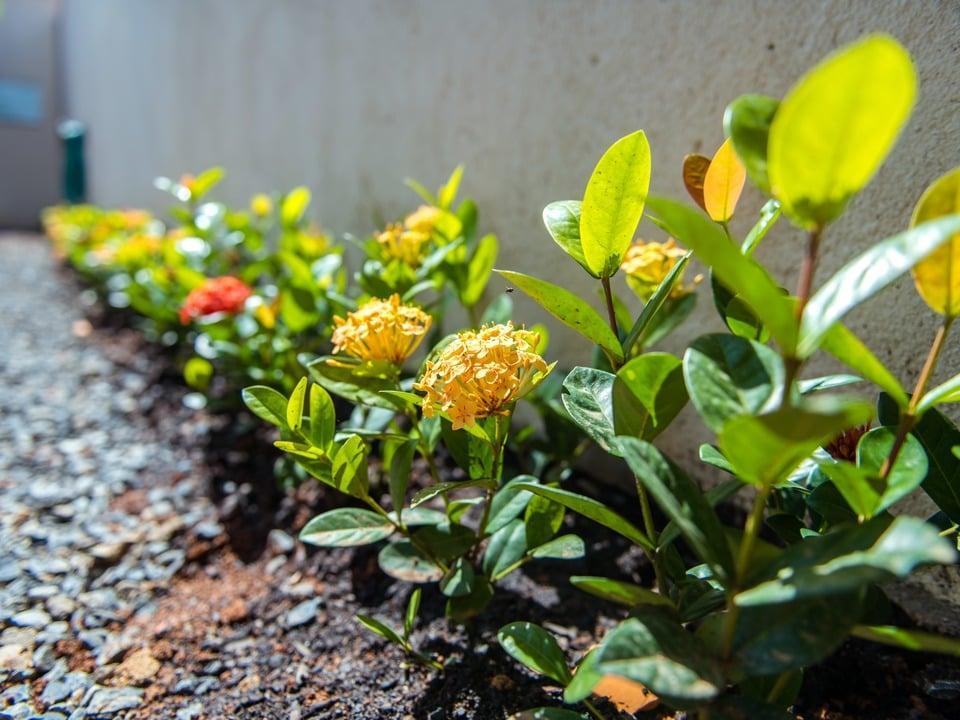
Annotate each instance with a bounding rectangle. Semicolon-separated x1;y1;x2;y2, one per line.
283;599;320;628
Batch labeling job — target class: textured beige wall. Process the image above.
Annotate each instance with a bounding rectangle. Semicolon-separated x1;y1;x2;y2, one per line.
61;0;960;492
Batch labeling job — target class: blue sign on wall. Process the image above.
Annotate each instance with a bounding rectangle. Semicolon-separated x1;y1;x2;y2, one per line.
0;79;42;125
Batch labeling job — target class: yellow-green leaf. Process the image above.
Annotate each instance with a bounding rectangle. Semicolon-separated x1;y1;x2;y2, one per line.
581;131;652;277
703;138;746;222
911;168;960;316
768;34;917;228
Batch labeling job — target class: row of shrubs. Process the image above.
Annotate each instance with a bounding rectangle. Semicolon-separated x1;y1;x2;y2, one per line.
45;34;960;720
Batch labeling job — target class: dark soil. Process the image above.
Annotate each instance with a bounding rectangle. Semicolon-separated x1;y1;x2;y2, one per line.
48;257;960;719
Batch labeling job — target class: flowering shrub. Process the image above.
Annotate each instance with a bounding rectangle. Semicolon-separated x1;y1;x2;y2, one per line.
178;275;253;324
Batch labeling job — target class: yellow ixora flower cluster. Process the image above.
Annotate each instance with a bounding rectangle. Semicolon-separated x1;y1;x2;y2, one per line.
620;238;702;302
414;323;552;430
376;223;431;267
404;205;442;235
331;294;432;364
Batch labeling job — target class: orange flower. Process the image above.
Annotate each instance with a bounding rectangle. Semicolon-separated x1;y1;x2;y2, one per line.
332;295;432;364
414;323;551;430
179;276;253;324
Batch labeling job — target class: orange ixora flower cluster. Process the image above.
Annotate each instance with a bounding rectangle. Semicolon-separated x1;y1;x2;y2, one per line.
415;323;551;430
179;276;253;324
620;238;702;302
331;294;432;364
376;223;431;267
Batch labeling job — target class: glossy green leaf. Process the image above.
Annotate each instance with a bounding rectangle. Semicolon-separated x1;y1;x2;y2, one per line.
613;353;687;441
387;439;417;520
595;613;722;705
543;200;594;276
818;427;927;518
799;215;960;356
438;164;463;209
461;233;498;306
356;614;404;647
486;476;538;535
851;624;960;658
646;196;797;352
242;385;289;429
331;434;370;499
308;383;336;451
918;372;960;415
496;271;623;363
446;575;493;621
768;34;916;228
718;398;873;486
410;479;494;508
299;508;393;547
698;444;735;474
904;406;960;525
580;130;652;277
561;367;619;454
618;438;735;584
736;516;955;606
797;373;861;394
414;522;475;562
440;558;476;598
484;519;527;577
304;356;399;410
378;540;444;583
621;253;691;355
524;493;565;548
286;377;308;432
404;588;421;638
498;621;572;685
742;199;782;255
570;576;673;609
683;334;784;433
724;94;780;193
530;534;585;560
513;482;653;551
820;323;908;407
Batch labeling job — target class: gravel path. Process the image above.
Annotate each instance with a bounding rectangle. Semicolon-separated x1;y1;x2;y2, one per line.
0;234;218;719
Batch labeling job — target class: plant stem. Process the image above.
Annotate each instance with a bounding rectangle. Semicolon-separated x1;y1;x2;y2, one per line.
721;484;772;658
364;495;450;573
880;316;954;479
600;276;621;369
939;524;958;538
467;302;481;329
780;227;822;406
583;699;609;720
635;479;664;593
766;670;794;704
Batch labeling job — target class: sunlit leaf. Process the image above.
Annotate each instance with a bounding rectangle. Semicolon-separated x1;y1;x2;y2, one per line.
724;94;780;193
300;508;393;547
703;138;746;222
543;200;594;276
498;622;572;685
910;167;960;316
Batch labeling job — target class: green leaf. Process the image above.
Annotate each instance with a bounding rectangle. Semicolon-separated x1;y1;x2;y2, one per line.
440;558;475;598
659;478;743;546
613;353;687;441
513;482;653;551
768;34;916;228
594;613;722;705
183;357;213;390
563;649;603;704
818;427;927;518
797;373;861;394
543;200;594;276
851;625;960;658
242;385;289;429
281;186;311;226
728;592;864;675
570;576;672;609
799;215;960;357
486;476;538;535
387;507;446;527
484;519;528;577
286;377;308;432
355;614;403;647
331;435;370;498
742;199;782;255
378;540;444;583
404;177;437;206
308;383;336;451
618;438;735;584
918;372;960;415
561;367;619;455
440;417;494;480
403;589;421;640
414;522;475;562
683;334;784;433
410;479;494;508
299;508;393;547
723;94;780;193
446;575;493;621
461;233;498;306
621;253;691;356
698;445;735;474
640;294;696;350
524;493;565;548
820;323;908;407
906;406;960;525
190;166;225;200
580;130;652;277
718;397;874;486
530;534;585;560
736;516;956;607
497;622;572;685
304;356;399;410
438;164;463;209
646;196;797;352
387;439;417;520
496;270;623;362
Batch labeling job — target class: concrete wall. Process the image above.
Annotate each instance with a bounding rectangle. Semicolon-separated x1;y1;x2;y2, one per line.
0;0;63;228
60;0;960;491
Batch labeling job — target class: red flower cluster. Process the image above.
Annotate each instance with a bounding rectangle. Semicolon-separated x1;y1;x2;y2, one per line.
179;276;253;324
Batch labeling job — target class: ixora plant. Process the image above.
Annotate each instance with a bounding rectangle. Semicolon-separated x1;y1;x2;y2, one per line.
494;34;960;719
242;301;583;656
